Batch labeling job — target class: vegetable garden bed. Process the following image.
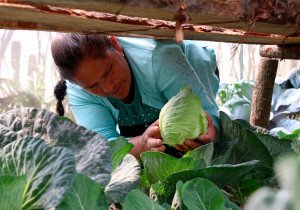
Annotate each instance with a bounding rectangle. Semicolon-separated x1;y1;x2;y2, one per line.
0;107;299;209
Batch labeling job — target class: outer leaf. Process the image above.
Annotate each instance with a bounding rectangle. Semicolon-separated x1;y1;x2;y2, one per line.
0;137;76;209
150;182;174;205
109;137;134;171
171;180;187;210
223;195;241;210
235;119;294;161
123;189;165;210
182;178;228;210
166;161;258;187
0;108;112;187
105;154;140;204
0;175;26;210
56;174;108;210
255;133;293;160
0;124;19;149
274;89;300;111
139;169;150;189
184;142;214;166
213;112;273;178
141;152;204;184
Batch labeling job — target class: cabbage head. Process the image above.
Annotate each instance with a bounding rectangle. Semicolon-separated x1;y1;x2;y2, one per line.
159;85;207;146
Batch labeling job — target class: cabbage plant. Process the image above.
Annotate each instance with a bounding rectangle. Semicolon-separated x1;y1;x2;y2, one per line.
159;85;207;146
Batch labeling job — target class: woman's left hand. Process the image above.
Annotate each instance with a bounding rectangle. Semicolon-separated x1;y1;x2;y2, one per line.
175;112;218;152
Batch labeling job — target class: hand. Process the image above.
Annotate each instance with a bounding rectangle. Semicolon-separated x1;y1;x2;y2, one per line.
175;112;218;152
140;120;165;152
129;120;165;159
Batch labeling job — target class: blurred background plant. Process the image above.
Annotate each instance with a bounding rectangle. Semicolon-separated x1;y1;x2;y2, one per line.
0;30;73;119
217;69;300;136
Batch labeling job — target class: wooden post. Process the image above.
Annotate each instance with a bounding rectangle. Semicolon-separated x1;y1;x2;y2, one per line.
250;57;278;129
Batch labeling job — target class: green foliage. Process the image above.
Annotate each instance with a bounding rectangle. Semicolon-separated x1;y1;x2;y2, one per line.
218;80;253;105
0;108;112;187
0;137;76;209
141;152;205;184
181;178;229;210
184;142;214;166
0;108;296;209
123;189;165;210
0;175;26;210
0;108;139;209
109;136;134;171
57;174;108;210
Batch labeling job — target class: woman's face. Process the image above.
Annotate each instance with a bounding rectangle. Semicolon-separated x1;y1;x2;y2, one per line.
72;48;132;100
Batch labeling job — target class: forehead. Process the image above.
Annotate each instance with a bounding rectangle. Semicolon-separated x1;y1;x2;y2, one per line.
72;55;110;86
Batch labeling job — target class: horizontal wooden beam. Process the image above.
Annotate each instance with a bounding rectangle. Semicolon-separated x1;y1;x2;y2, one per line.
0;1;299;44
259;45;300;59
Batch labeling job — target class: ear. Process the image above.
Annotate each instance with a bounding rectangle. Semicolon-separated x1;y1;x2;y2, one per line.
109;36;124;55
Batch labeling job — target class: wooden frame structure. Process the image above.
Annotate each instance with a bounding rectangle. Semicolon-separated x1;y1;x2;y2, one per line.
1;0;299;128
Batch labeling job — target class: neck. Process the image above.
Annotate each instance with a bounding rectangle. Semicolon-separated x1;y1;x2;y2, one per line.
121;77;135;104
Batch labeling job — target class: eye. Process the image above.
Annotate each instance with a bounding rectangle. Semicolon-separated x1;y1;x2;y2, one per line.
102;63;112;79
102;70;110;78
86;82;99;91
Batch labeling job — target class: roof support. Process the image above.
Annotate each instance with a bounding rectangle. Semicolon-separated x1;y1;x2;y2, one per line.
250;57;278;129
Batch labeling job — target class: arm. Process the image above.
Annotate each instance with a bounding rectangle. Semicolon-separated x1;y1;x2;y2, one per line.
67;82;119;140
153;42;220;149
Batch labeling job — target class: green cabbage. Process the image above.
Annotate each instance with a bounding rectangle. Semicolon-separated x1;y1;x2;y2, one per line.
159;85;207;146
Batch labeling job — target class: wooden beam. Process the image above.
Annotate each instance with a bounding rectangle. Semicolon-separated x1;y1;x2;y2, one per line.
0;3;299;44
259;45;300;59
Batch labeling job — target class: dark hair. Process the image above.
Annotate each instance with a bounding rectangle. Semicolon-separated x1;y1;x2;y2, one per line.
52;33;115;116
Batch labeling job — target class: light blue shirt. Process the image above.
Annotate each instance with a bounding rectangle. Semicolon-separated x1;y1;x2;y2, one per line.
67;37;220;140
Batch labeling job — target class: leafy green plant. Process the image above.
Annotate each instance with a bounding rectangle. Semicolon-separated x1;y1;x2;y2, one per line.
121;111;294;208
218;80;300;133
0;108;139;209
0;108;296;209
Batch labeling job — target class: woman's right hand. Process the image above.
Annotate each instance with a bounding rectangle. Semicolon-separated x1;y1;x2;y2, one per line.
141;120;165;152
129;120;165;159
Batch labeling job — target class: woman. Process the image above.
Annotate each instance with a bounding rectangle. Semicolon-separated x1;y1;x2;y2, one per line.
52;33;220;159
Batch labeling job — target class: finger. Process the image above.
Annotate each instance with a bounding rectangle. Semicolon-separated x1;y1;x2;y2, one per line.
148;138;163;148
182;143;193;151
198;133;211;144
184;139;202;149
199;124;218;144
150;119;159;127
175;144;187;152
151;145;165;152
147;125;162;139
181;143;191;152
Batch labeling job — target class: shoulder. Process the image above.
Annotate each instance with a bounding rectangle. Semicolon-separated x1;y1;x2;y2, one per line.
117;37;157;51
66;81;108;106
181;40;216;60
